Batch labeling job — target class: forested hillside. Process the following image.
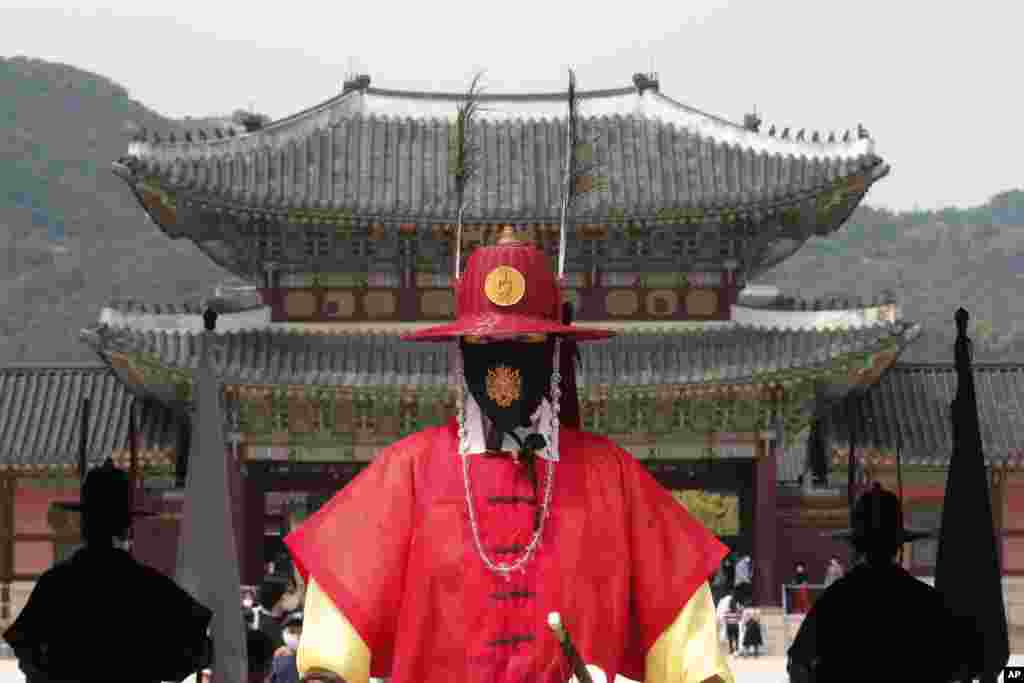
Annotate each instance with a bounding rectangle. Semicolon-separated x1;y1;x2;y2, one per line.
1;56;244;363
760;190;1024;362
1;55;1021;365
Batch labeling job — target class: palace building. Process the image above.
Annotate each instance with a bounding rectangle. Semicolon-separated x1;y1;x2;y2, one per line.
3;74;1023;645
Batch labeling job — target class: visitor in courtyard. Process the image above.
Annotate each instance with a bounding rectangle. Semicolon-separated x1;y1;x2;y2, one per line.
243;588;258;629
270;611;303;683
740;607;763;657
790;561;811;613
256;582;286;650
715;591;734;646
271;576;305;619
733;553;753;604
248;628;277;683
823;555;844;588
723;596;742;655
792;561;809;585
711;562;728;604
283;229;734;683
787;483;976;683
721;551;736;588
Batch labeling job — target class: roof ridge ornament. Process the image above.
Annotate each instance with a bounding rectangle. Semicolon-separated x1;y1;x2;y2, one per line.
743;108;762;132
632;72;659;94
343;74;372;92
239;112;264;133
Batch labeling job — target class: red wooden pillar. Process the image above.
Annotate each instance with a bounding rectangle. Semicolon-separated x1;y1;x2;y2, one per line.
242;464;266;587
753;438;779;606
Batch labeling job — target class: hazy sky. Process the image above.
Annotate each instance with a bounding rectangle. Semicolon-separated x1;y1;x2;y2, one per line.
3;1;1021;212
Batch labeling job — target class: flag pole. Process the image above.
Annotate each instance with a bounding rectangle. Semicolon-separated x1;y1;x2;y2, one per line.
177;308;248;683
128;399;141;551
557;68;576;281
846;394;857;525
896;431;904;565
78;398;91;487
934;308;1008;683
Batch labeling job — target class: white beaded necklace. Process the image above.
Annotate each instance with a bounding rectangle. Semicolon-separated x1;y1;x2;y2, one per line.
457;338;562;582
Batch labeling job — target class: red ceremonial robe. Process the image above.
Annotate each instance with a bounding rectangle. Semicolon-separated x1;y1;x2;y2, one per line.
285;420;728;683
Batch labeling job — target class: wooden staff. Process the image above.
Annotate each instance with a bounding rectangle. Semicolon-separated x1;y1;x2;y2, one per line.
548;612;592;683
128;399;140;549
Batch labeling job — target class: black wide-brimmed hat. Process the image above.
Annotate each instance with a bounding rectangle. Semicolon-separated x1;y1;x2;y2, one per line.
827;483;934;547
55;458;157;517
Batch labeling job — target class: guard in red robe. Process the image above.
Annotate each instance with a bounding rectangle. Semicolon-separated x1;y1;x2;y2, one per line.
285;227;734;683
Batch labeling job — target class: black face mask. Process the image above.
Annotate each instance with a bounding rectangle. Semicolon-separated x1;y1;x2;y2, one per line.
460;340;554;443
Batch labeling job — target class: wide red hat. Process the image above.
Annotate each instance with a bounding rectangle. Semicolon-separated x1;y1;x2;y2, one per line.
402;227;615;342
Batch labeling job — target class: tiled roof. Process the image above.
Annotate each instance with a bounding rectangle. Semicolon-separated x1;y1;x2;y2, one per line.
105;294;263;315
0;365;181;468
106;300;207;315
82;321;920;390
737;292;898;311
822;363;1024;467
117;79;884;221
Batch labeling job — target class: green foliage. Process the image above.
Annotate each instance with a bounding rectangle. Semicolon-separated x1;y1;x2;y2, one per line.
807;190;1024;257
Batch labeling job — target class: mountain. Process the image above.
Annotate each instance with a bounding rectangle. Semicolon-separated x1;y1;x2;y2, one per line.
0;56;242;363
759;190;1024;362
1;55;1022;365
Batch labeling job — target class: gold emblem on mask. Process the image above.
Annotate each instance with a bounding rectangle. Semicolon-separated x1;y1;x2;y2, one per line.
486;365;522;407
483;266;526;307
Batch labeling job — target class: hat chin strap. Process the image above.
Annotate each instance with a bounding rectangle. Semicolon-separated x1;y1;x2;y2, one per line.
457;338;562;460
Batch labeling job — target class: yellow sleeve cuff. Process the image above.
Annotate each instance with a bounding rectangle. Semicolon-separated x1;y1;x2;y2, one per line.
295;576;732;683
645;582;735;683
296;577;372;683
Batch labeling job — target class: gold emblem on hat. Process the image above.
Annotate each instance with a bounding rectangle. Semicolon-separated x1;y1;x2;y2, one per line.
486;366;522;407
484;266;526;307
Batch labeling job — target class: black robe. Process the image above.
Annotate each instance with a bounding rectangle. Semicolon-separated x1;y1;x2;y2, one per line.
3;545;212;683
787;562;975;683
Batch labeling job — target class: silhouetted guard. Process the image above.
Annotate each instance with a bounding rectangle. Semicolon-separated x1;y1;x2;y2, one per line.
934;308;1009;683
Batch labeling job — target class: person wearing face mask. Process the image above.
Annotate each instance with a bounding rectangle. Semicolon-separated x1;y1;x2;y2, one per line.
284;227;734;683
270;612;303;683
790;562;811;614
243;589;258;629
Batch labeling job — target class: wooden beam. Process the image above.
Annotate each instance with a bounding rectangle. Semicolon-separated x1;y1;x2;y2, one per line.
13;533;68;543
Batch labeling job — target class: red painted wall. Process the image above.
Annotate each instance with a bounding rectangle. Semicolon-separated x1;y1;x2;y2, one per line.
14;484;77;534
13;483;78;576
133;515;181;577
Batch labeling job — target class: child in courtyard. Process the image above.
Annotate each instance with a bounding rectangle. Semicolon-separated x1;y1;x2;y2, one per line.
741;607;764;657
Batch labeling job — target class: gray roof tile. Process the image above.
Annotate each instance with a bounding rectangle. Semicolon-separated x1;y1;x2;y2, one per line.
824;363;1024;467
0;365;180;467
83;321;919;390
124;84;883;220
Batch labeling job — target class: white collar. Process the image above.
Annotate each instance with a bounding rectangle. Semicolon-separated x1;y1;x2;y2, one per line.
460;391;559;461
